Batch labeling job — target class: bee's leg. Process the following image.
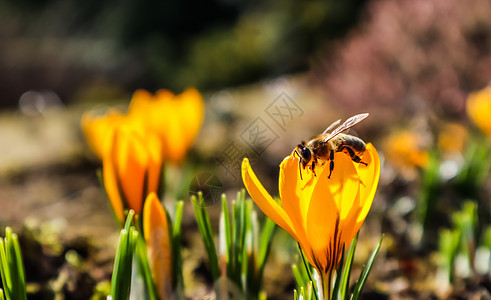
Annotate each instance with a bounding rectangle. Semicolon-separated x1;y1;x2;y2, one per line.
328;150;334;179
345;146;368;166
311;160;317;177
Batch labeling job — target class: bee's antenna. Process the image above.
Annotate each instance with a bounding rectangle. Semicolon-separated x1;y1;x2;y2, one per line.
294;149;303;180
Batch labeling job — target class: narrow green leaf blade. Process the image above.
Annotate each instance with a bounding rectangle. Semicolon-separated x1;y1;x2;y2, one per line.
111;228;130;299
257;217;276;278
0;239;10;299
341;233;358;300
351;235;384;300
292;264;306;289
331;245;345;300
11;233;26;300
192;194;220;280
172;200;184;290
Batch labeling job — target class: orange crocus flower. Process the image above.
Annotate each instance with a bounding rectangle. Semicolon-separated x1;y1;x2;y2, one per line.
241;144;380;299
143;192;173;300
103;126;163;221
128;88;204;163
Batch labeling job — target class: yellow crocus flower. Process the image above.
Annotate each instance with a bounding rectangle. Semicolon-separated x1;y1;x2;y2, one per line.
241;144;380;299
143;192;173;300
467;85;491;137
103;126;163;221
128;88;205;163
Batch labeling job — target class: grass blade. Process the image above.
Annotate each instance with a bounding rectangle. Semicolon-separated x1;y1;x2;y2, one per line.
172;200;184;290
331;245;345;300
350;235;384;300
257;218;275;282
340;233;358;300
0;228;27;300
192;193;220;280
221;194;232;268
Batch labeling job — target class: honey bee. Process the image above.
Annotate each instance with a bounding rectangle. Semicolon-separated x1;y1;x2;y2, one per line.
294;113;369;180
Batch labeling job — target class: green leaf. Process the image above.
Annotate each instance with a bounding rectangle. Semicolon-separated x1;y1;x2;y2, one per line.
236;191;247;277
0;238;10;299
418;151;441;231
297;243;318;300
241;200;253;292
331;245;345;300
11;233;26;299
134;234;158;300
257;217;276;282
111;228;134;299
0;227;27;300
192;193;220;280
340;233;358;300
124;210;135;231
172;200;184;290
292;264;306;289
110;211;136;300
350;235;384;300
221;194;232;267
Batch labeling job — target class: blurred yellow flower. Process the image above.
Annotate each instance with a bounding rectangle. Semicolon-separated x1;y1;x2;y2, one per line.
438;123;468;154
128;88;205;163
383;131;429;176
143;192;173;300
81;88;204;164
467;85;491;137
242;144;380;298
80;108;125;160
103;126;163;221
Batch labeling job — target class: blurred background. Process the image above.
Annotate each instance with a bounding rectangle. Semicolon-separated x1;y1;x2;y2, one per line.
1;0;491;298
0;0;368;107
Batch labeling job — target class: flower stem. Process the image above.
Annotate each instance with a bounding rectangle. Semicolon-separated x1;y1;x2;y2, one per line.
322;269;335;300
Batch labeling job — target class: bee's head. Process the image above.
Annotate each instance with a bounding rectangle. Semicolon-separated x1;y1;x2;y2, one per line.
296;142;311;168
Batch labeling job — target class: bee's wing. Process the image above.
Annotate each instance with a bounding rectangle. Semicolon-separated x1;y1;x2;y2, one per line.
322;113;369;142
322;119;341;134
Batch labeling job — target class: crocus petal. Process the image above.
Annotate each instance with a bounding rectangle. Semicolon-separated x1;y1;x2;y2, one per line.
115;128;148;215
241;158;299;241
279;156;314;245
178;88;205;149
81;109;124;160
353;144;380;232
145;132;164;197
127;88;204;164
159;88;204;163
304;174;339;271
467;86;491;136
305;153;360;269
103;128;125;222
128;89;154;116
163;99;186;162
320;153;361;220
143;193;173;300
